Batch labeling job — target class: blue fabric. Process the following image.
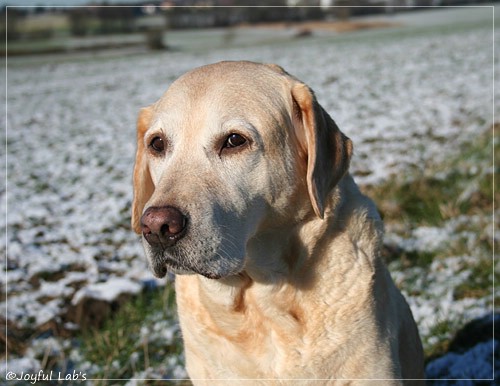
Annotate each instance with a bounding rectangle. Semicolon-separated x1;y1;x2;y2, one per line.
425;314;499;385
426;340;498;385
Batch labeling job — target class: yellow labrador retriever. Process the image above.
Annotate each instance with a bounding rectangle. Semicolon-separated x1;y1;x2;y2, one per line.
132;61;424;384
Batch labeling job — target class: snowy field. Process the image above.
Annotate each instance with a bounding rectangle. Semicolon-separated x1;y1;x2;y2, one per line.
2;6;498;382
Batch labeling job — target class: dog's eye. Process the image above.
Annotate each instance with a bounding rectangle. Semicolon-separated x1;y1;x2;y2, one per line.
224;133;247;149
150;136;165;153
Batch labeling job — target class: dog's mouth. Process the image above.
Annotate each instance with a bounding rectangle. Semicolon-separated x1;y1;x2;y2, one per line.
144;226;247;280
150;253;191;278
150;252;226;280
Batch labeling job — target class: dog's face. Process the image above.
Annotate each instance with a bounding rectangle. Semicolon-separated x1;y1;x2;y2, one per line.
132;61;352;279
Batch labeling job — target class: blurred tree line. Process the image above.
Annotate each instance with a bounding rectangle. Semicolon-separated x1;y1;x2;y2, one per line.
163;1;323;29
3;7;141;40
2;0;491;42
68;7;138;36
2;2;323;43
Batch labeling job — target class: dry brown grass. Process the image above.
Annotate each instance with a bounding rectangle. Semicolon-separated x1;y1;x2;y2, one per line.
237;19;401;33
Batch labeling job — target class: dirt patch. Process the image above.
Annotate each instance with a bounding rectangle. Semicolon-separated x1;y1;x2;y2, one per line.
237;19;401;34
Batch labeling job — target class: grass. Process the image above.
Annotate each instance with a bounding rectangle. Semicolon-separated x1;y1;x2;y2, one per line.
366;163;494;229
5;281;187;386
365;124;497;242
363;124;498;360
453;258;494;301
80;283;187;385
425;319;458;363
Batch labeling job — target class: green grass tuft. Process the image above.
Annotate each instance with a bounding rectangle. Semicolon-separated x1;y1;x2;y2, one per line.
80;282;186;384
364;125;497;360
453;259;494;301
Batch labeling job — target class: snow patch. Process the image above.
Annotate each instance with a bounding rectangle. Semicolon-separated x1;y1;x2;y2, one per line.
71;277;142;305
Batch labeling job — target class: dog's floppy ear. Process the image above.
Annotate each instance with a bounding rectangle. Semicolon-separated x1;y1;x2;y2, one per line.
132;106;155;234
291;83;353;219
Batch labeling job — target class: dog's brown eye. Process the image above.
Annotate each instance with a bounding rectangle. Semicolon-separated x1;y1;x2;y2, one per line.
224;134;247;148
150;136;165;153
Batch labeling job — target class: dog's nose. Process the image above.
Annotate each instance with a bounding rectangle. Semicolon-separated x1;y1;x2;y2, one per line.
141;206;187;247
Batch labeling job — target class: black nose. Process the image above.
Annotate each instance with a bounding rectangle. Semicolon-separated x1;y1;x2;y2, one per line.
140;206;187;247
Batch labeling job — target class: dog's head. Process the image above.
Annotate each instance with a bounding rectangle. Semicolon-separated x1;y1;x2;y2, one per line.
132;61;352;279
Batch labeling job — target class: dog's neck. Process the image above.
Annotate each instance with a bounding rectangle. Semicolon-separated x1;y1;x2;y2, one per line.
196;177;353;309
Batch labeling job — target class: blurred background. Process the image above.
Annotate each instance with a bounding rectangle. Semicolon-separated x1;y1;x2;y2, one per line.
1;0;495;55
2;1;499;385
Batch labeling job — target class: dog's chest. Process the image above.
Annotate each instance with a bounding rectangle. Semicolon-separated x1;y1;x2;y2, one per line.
175;276;310;379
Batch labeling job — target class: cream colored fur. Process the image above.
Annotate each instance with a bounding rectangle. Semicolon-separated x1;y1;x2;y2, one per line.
132;61;425;385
